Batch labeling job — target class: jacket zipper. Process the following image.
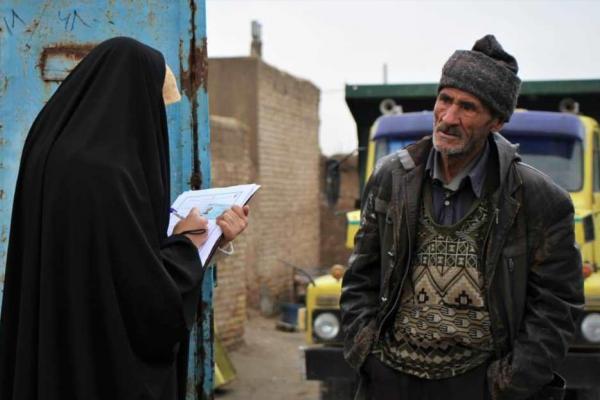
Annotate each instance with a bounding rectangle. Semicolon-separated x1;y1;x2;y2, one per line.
484;207;503;359
375;194;412;342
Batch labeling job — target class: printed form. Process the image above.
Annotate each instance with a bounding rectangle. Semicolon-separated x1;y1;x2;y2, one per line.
167;184;260;265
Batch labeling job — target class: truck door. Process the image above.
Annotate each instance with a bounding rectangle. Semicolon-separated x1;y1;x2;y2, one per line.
0;2;213;398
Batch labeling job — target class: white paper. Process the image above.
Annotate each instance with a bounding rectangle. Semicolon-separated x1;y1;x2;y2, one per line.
167;184;260;265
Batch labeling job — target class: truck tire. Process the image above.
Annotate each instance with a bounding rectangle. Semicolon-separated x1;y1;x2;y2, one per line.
320;378;356;400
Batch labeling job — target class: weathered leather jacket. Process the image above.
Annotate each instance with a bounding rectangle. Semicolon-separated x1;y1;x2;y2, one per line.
340;134;584;399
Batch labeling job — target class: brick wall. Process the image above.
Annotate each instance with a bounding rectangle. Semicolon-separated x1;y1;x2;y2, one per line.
210;116;254;349
254;62;321;311
208;58;321;345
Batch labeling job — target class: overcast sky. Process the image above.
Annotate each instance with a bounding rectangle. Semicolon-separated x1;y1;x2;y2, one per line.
206;0;600;156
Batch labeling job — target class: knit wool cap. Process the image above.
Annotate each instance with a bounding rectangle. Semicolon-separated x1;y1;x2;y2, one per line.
438;34;521;122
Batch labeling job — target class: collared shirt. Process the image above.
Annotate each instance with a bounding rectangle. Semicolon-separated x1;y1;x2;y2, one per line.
425;140;490;225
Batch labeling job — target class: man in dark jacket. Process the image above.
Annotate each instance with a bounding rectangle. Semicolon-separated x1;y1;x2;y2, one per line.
340;34;584;400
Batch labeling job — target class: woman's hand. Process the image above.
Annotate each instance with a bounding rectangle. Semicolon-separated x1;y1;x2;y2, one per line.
216;205;250;245
173;207;208;248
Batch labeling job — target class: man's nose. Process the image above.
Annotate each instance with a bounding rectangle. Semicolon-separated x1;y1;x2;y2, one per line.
441;104;461;125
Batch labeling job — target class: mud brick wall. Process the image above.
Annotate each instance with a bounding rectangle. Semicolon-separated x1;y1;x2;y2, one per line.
254;62;321;312
210;116;255;349
209;57;320;325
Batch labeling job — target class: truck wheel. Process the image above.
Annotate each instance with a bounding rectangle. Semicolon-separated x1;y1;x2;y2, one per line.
320;378;356;400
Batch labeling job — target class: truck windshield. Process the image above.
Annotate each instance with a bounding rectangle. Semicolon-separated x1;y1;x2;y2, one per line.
504;135;583;192
377;135;583;192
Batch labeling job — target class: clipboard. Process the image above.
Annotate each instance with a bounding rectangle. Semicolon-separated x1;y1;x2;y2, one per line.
167;184;261;266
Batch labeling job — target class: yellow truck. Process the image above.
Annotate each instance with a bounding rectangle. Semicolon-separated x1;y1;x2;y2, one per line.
304;80;600;400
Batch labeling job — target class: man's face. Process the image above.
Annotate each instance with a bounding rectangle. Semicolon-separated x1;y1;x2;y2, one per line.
433;87;504;158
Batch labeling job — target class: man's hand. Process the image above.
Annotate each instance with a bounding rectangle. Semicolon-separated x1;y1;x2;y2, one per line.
216;205;249;245
173;207;208;248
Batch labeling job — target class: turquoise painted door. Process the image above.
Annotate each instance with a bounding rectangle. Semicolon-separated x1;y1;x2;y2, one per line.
0;1;213;398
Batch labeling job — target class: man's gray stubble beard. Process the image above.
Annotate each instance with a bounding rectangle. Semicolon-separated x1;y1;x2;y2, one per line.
432;132;468;156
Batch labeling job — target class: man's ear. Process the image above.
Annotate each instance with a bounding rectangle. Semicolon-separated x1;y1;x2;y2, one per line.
163;64;182;105
490;118;504;133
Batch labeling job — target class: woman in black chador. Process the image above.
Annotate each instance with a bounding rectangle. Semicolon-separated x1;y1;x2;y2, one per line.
0;37;248;400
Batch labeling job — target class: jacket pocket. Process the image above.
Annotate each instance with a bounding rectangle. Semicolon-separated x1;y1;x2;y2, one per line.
344;319;378;371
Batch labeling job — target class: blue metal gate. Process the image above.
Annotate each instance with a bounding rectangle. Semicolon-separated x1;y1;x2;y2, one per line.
0;1;213;398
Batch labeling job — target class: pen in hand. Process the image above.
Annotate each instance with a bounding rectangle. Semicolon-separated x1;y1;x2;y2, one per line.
170;207;207;235
169;207;187;220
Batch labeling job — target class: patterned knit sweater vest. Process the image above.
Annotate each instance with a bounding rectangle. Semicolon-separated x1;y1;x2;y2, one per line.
375;186;494;379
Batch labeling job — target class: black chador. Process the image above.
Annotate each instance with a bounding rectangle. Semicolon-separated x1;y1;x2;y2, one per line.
0;37;203;400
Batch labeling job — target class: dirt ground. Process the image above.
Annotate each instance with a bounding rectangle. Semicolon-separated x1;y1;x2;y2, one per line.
215;312;320;400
